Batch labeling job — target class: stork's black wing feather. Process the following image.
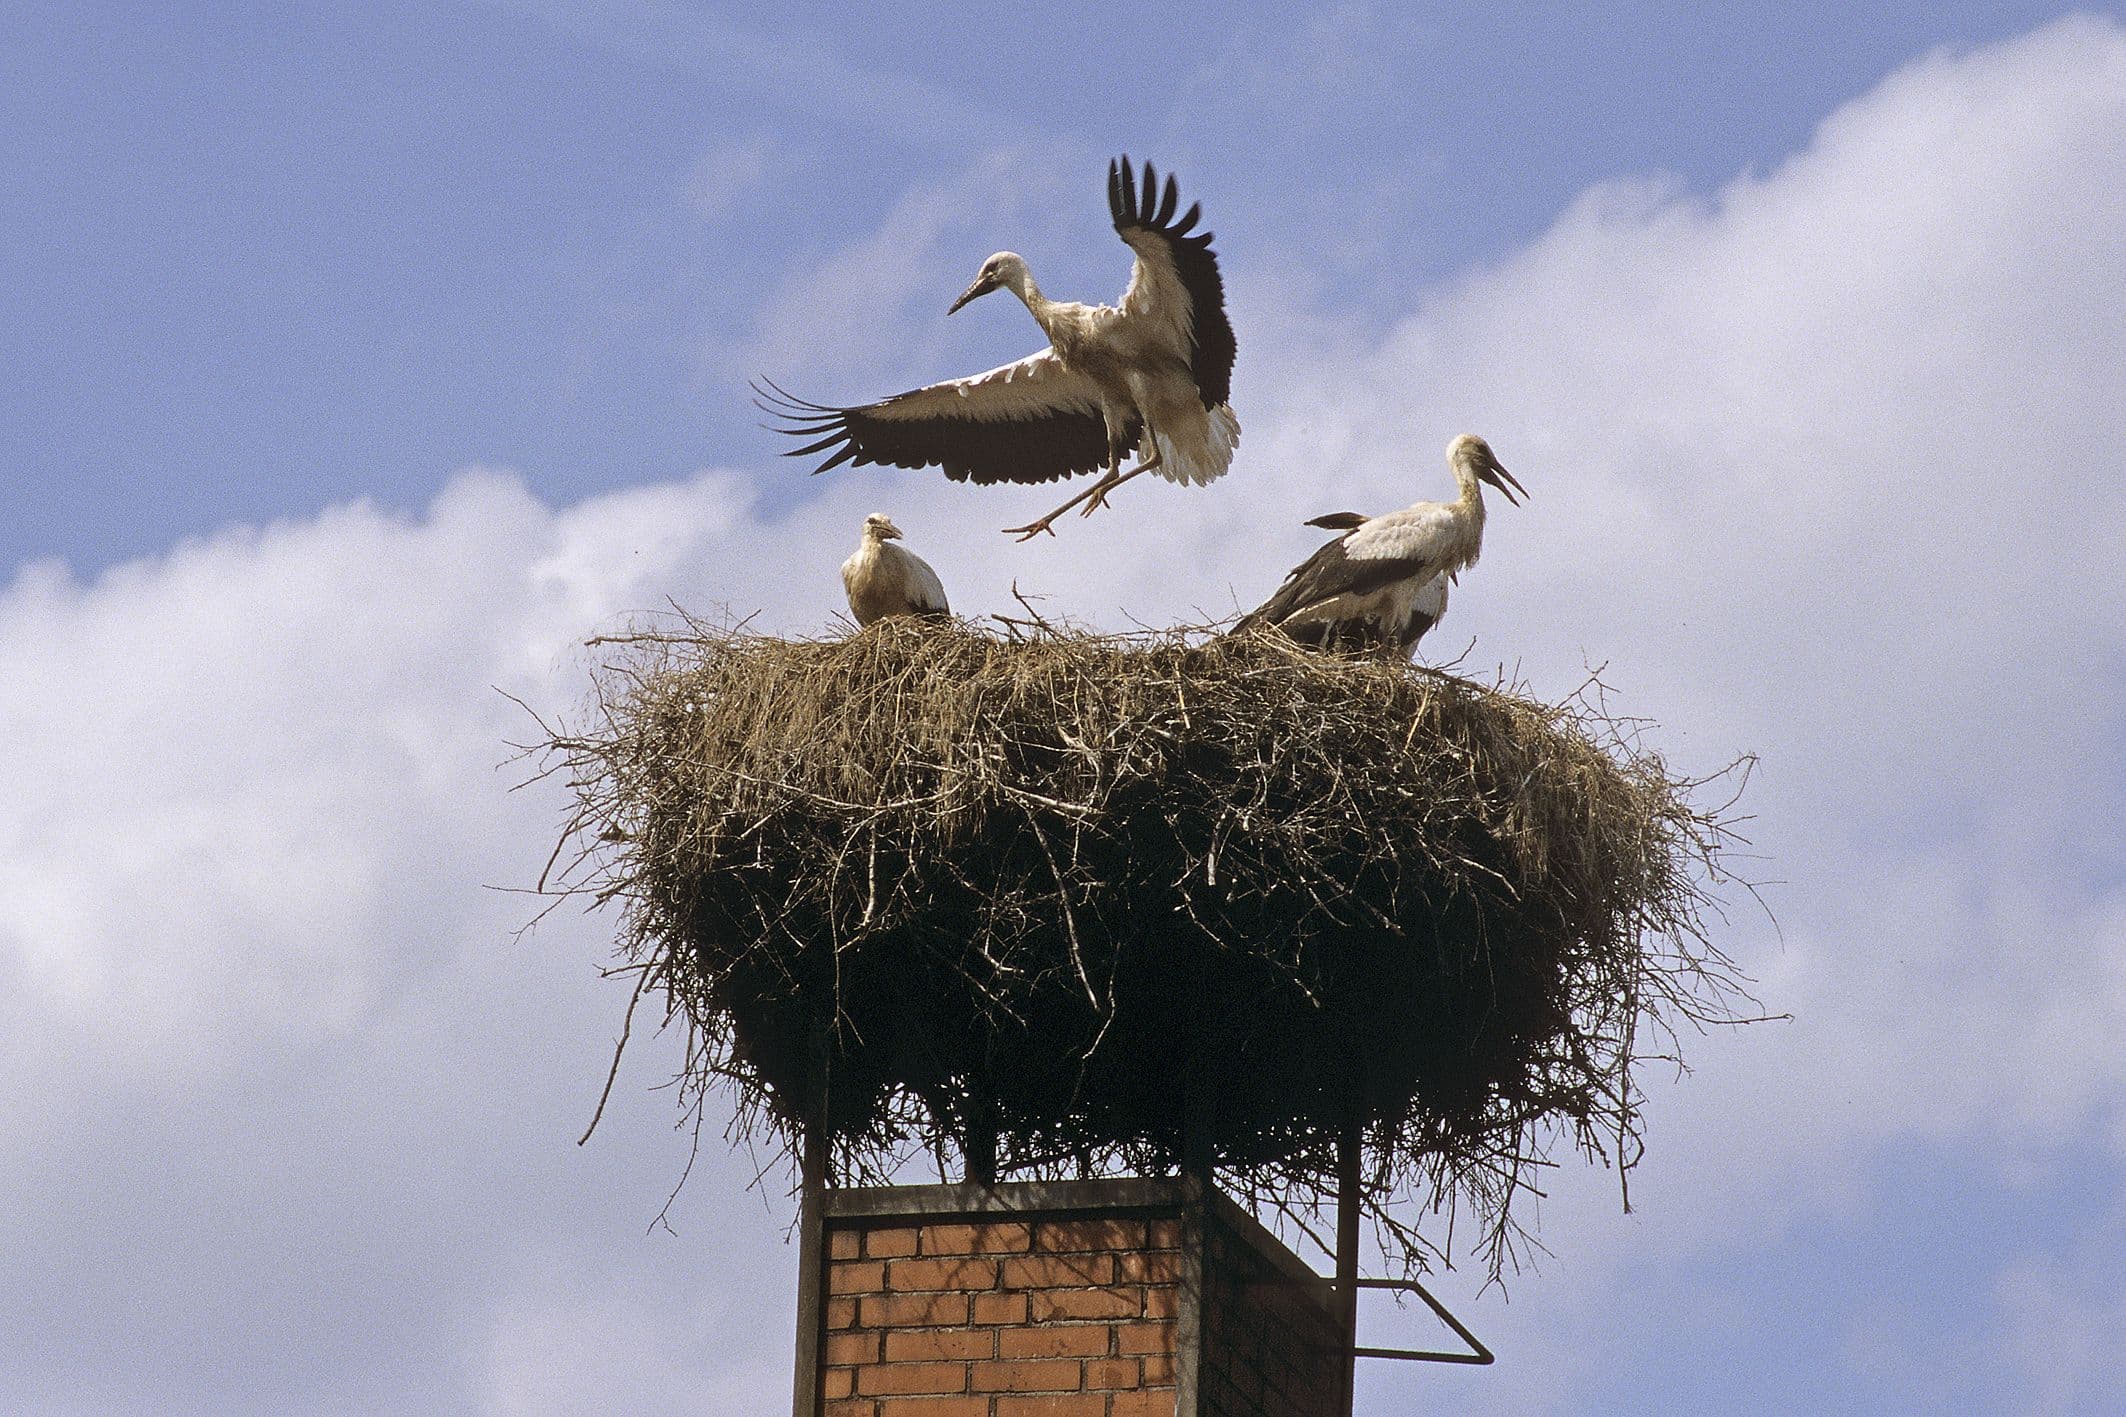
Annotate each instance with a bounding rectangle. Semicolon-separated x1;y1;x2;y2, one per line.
1232;534;1425;635
754;354;1136;487
1110;155;1238;410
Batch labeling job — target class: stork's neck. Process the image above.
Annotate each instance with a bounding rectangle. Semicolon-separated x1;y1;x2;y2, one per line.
1004;269;1059;334
1450;457;1489;523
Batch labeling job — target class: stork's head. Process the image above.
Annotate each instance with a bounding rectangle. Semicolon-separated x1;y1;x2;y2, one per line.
1448;434;1527;506
949;252;1028;314
861;512;904;541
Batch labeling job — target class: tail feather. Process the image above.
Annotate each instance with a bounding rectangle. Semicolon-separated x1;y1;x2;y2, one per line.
1146;403;1240;487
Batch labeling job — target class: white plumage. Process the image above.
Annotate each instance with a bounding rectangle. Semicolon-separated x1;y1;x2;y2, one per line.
761;157;1239;540
1234;435;1525;657
841;513;950;626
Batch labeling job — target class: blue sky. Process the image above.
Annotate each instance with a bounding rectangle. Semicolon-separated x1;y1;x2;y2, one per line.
4;0;2098;570
6;4;2126;1415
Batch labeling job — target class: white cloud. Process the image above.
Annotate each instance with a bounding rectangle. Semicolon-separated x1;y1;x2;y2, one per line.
7;14;2126;1415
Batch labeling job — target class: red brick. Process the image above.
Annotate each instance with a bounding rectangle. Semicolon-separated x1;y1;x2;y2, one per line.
973;1291;1027;1325
1141;1286;1178;1319
857;1361;968;1397
889;1256;998;1292
830;1260;888;1294
1000;1253;1114;1289
829;1229;862;1260
825;1331;881;1365
1086;1358;1140;1389
1112;1391;1179;1417
1115;1322;1174;1355
995;1396;1104;1417
860;1291;972;1328
823;1368;856;1399
825;1297;859;1330
823;1401;874;1417
875;1399;988;1417
1036;1218;1143;1252
866;1227;921;1259
971;1358;1084;1393
1031;1288;1141;1322
1145;1219;1182;1248
885;1328;995;1362
998;1325;1111;1359
923;1221;1033;1255
1141;1353;1176;1384
1119;1251;1182;1284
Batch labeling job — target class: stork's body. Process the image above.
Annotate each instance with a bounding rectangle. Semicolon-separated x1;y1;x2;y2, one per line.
841;514;949;626
1234;436;1525;656
763;158;1239;540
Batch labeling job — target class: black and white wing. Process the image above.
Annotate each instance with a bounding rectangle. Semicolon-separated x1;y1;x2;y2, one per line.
1110;157;1237;410
1395;575;1450;655
757;352;1137;487
1234;507;1456;638
894;546;950;617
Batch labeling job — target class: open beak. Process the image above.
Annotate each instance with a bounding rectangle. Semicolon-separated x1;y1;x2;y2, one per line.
1482;455;1528;506
947;272;998;315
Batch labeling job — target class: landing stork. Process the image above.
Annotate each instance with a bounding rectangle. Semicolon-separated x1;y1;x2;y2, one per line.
760;157;1239;540
841;513;950;626
1234;435;1525;655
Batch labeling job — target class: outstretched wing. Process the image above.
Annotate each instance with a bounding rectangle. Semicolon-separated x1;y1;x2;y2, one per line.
1110;156;1237;410
757;352;1133;487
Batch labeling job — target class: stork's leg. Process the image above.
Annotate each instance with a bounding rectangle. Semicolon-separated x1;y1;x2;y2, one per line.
1001;472;1122;540
1078;441;1161;517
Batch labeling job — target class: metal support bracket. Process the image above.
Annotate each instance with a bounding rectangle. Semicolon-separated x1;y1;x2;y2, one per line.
1349;1276;1494;1365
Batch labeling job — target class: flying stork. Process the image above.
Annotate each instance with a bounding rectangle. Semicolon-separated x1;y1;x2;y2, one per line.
759;157;1239;541
841;513;950;626
1233;435;1526;656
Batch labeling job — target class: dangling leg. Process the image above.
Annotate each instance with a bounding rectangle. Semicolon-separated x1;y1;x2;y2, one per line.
1078;438;1161;517
1002;471;1120;540
1000;426;1160;539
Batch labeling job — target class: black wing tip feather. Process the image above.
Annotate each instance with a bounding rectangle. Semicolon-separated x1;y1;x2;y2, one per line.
752;377;861;474
1108;155;1212;250
1105;156;1237;406
752;373;1115;486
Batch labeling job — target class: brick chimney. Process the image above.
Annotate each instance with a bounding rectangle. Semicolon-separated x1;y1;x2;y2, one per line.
794;1178;1349;1417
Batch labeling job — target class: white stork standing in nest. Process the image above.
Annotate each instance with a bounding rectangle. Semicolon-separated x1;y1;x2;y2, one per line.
841;513;950;626
759;157;1239;540
1233;435;1526;656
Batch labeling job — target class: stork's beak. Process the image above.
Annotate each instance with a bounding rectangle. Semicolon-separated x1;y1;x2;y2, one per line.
879;520;903;540
948;271;999;315
1481;454;1528;507
1305;511;1372;532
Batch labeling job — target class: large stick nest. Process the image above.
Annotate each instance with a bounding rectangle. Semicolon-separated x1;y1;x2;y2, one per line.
541;616;1756;1278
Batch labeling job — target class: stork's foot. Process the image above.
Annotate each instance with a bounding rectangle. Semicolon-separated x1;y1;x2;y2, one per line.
1075;460;1154;518
1078;478;1125;517
1001;471;1123;540
1001;514;1062;542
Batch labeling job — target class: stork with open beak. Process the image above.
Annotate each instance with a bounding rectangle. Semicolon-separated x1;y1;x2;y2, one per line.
841;513;950;627
760;157;1240;540
1234;435;1526;657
